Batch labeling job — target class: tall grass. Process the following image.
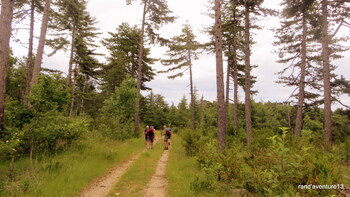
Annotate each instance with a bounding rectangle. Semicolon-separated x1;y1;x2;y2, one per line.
0;132;144;197
166;135;204;197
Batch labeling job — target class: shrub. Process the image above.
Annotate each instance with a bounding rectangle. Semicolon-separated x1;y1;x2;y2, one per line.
21;111;90;154
180;129;202;156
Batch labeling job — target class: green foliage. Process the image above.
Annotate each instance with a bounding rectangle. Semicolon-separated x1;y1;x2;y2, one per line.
29;74;69;113
180;129;202;156
101;22;155;93
192;127;342;196
103;76;137;122
160;23;201;79
98;77;137;139
142;92;169;129
6;63;26;101
0;133;144;197
175;96;191;128
4;99;33;129
21;112;90;154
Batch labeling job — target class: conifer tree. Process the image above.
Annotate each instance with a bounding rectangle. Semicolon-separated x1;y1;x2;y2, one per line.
222;0;245;130
102;23;155;95
214;0;226;151
275;0;318;137
127;0;176;136
160;24;201;130
30;0;51;89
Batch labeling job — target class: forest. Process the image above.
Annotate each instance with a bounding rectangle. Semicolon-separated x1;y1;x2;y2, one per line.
0;0;349;196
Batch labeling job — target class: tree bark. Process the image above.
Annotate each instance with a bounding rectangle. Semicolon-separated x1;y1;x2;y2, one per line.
231;15;239;130
225;51;231;129
67;26;76;87
244;4;253;147
69;64;77;117
321;0;332;148
30;0;51;88
200;95;204;128
295;13;307;138
134;0;148;136
0;0;14;131
24;0;35;105
188;50;195;130
77;74;88;116
214;0;226;151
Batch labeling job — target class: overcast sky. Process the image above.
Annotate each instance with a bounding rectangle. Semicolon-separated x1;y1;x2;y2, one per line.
12;0;350;108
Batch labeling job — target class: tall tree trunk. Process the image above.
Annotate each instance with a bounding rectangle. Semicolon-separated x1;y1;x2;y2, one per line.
214;0;226;151
67;27;76;117
0;0;14;131
30;0;51;88
69;64;77;117
188;50;195;130
321;0;332;148
225;52;231;129
24;0;35;105
200;95;204;128
134;0;148;136
295;13;307;138
231;0;239;130
77;75;88;116
244;4;252;147
67;26;76;87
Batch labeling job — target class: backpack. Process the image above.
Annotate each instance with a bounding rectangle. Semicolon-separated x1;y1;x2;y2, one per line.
147;129;154;137
165;129;171;137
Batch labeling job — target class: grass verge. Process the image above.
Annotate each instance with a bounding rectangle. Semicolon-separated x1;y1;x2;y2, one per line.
166;135;203;197
107;138;164;197
0;132;144;197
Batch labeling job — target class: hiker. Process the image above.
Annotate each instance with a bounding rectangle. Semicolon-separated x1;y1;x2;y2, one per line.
144;125;149;143
146;126;155;149
167;126;172;146
163;125;172;150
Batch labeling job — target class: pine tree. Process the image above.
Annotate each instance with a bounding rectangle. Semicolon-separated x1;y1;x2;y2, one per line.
160;24;201;130
238;0;268;146
30;0;51;89
24;0;37;105
101;23;156;95
275;0;318;138
127;0;176;136
222;0;245;130
48;0;100;116
214;0;226;151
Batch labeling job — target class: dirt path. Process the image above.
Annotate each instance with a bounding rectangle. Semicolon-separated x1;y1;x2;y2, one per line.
78;137;159;197
144;148;170;197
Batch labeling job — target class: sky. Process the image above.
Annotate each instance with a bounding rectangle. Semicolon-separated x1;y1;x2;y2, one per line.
11;0;350;108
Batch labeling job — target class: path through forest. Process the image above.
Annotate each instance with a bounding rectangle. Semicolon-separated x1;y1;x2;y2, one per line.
144;148;170;197
78;137;161;197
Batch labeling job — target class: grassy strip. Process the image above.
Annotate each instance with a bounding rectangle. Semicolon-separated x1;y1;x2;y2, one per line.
107;139;164;197
166;135;202;197
340;164;350;186
0;132;145;197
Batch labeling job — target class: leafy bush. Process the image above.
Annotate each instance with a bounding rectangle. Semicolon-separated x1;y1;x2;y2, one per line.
180;129;202;156
29;74;69;113
95;116;134;140
4;99;33;130
192;128;342;196
21;112;90;154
